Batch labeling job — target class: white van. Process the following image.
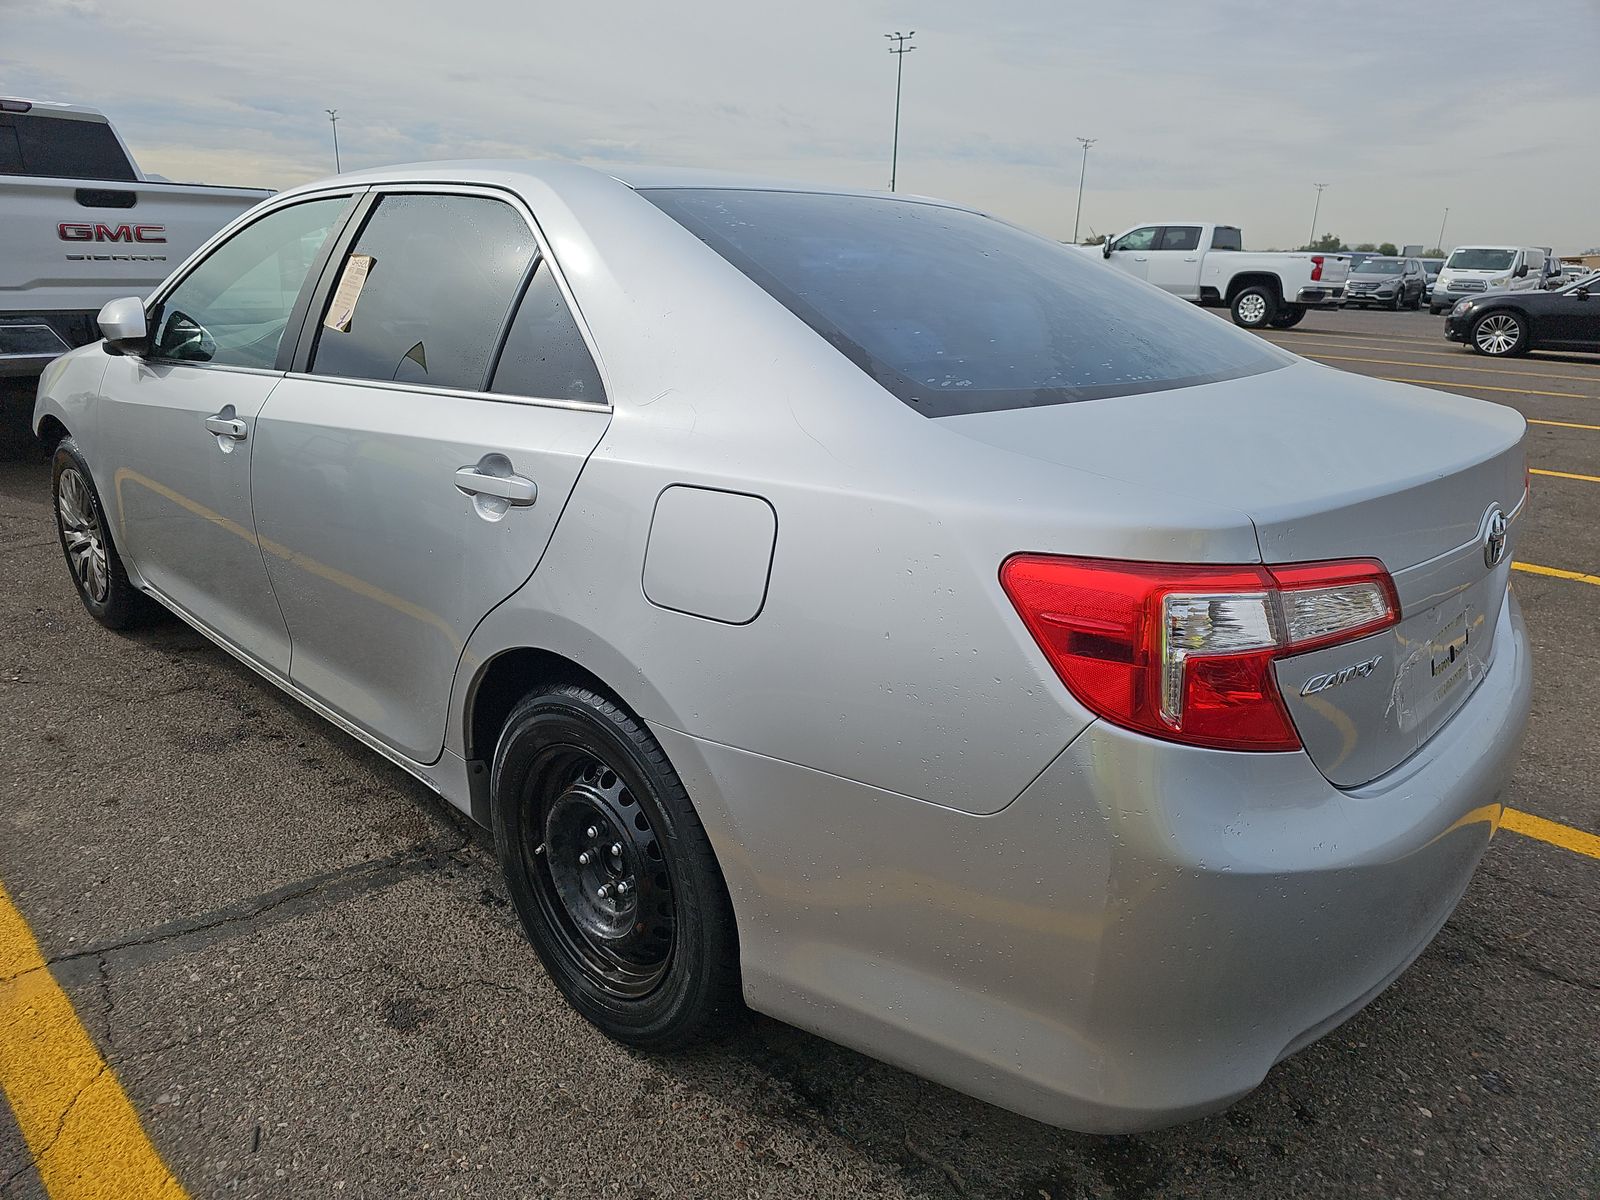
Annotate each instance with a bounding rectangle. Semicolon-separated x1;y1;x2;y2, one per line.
1429;245;1546;313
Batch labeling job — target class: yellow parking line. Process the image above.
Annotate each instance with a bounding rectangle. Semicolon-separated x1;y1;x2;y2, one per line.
0;881;186;1198
1530;467;1600;484
1513;561;1600;586
1376;376;1587;399
1503;808;1600;860
1295;351;1600;386
1529;418;1600;431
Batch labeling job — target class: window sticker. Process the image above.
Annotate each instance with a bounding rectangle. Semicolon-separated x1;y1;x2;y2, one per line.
323;253;375;332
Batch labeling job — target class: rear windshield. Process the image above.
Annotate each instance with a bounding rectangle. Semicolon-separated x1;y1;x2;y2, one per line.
1447;248;1516;271
0;113;136;181
642;189;1290;417
1210;226;1243;251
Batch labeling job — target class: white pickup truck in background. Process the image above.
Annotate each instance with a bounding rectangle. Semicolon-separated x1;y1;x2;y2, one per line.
1097;222;1349;329
1;98;272;453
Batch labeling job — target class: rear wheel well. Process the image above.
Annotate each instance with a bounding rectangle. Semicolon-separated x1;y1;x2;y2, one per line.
1225;273;1284;303
467;648;622;765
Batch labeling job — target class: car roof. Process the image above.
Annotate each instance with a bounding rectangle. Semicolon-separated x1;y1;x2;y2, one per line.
275;158;944;205
0;97;110;122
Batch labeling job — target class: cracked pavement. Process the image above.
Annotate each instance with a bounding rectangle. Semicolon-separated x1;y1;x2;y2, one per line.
1;310;1598;1198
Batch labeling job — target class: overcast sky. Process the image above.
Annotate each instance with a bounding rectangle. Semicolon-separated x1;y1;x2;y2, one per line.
6;0;1599;252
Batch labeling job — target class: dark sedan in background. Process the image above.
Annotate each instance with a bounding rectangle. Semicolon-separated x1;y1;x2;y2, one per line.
1446;272;1600;356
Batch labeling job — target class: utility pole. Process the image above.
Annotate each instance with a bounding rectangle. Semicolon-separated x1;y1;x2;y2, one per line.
1307;182;1328;249
1436;206;1450;254
1072;137;1097;244
326;108;341;174
884;31;916;192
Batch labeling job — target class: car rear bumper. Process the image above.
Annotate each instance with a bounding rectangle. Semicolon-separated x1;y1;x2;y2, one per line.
656;589;1531;1133
1294;286;1343;306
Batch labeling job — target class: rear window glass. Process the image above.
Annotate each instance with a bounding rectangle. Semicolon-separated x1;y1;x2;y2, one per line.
1210;226;1243;251
0;114;136;181
643;189;1289;417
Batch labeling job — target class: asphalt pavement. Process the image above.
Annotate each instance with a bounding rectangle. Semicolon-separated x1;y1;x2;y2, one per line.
1;305;1596;1198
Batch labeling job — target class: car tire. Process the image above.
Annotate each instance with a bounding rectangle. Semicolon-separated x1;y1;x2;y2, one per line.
1268;306;1306;329
1469;311;1529;357
1429;305;1443;315
51;437;148;630
1390;288;1404;311
1230;285;1278;328
491;682;743;1050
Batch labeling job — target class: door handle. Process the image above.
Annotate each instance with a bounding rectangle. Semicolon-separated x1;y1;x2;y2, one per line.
204;414;247;440
454;466;537;506
1133;255;1148;262
1183;256;1198;262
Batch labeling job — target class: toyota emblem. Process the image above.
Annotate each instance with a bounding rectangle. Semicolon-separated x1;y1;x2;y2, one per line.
1483;506;1508;568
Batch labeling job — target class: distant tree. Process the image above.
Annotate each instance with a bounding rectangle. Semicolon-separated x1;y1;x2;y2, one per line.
1297;233;1345;252
1422;247;1447;257
1378;242;1398;257
1354;242;1378;252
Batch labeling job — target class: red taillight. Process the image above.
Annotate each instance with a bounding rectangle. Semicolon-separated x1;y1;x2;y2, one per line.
999;556;1400;752
1310;254;1324;282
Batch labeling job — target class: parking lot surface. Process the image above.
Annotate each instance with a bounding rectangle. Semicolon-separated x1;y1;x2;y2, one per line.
1;306;1597;1198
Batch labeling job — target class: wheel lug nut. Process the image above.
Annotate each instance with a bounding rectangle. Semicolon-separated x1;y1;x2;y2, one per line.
585;825;599;839
610;842;623;857
577;851;593;866
616;880;632;895
596;884;611;899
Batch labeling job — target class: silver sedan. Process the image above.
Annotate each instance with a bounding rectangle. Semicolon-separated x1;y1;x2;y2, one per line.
34;162;1532;1133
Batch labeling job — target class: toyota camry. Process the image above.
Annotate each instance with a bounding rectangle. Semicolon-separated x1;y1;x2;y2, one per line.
33;163;1532;1132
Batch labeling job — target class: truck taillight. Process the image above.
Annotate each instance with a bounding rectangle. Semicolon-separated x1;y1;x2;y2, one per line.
1310;255;1324;282
999;556;1400;752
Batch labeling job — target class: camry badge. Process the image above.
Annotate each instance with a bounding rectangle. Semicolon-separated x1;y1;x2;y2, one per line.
1300;654;1383;697
1483;506;1508;568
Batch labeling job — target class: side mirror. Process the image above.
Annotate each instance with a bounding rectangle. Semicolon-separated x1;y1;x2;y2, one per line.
1102;240;1113;259
97;296;149;356
1514;263;1528;278
1576;287;1591;301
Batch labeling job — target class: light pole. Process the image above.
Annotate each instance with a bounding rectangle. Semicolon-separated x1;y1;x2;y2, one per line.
1436;206;1450;254
885;31;916;192
325;108;341;174
1072;137;1096;244
1307;182;1328;249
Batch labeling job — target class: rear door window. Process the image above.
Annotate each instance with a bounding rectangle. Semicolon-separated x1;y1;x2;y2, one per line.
1156;226;1201;251
310;193;535;391
489;263;605;404
643;189;1290;417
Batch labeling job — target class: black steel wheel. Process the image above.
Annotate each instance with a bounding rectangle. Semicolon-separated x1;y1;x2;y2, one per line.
528;746;676;998
492;682;742;1048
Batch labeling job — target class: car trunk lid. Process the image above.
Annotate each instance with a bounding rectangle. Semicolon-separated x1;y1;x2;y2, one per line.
942;360;1527;786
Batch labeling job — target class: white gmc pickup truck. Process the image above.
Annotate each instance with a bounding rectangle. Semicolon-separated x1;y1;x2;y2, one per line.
1097;222;1349;329
2;98;271;451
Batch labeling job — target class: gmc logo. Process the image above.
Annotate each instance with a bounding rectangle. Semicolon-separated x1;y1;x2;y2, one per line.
57;222;167;244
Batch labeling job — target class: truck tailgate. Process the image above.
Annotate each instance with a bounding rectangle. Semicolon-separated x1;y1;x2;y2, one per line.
0;176;271;313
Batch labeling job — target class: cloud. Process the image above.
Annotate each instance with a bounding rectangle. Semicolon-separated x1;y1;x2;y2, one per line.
5;0;1598;249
